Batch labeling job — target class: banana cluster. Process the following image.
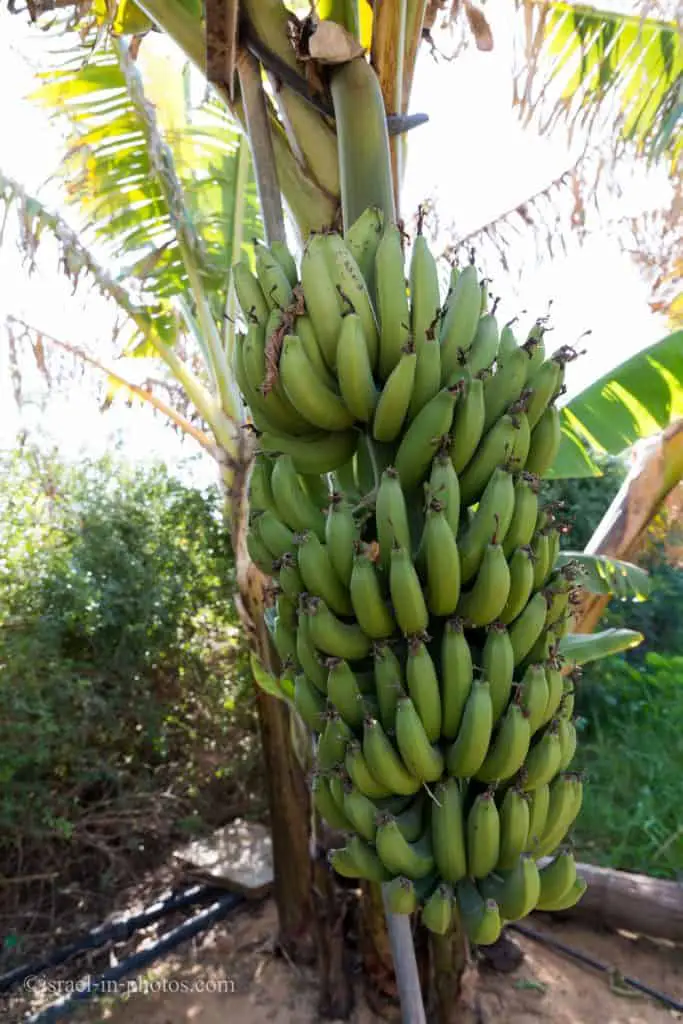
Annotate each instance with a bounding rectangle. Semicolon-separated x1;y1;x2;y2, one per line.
234;207;586;943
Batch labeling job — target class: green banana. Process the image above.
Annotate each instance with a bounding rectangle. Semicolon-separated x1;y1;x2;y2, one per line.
296;314;337;390
373;641;403;732
459;414;521;507
531;530;551;591
518;663;550;734
496;319;519;364
246;521;275;575
327;658;366;731
322;232;379;368
345;205;384;298
446;679;493;777
520;725;562;791
373;343;418;442
233;259;269;326
279;335;354;432
336;313;378;423
467;311;499;376
558;717;577;770
376;816;435;879
536;851;577;910
395;793;426;842
254;242;293;310
331;835;392;882
308;597;372;660
406;638;442;742
395;696;444;783
466;792;501;878
502;473;539;557
345;740;392;798
497;854;540;920
525;405;561;477
300;234;345;369
350;547;396;639
296;605;327;694
431;777;467;882
546;876;587;911
317;711;353;770
343;784;380;841
276;592;297;631
296;531;353;617
482;344;532;433
409;337;442;418
536;774;583;856
273;615;295;661
362;717;421;796
440;264;481;380
269;239;298;287
271;454;326;540
476;703;531;783
422;501;461;616
497;788;530;869
422;884;454;935
384;876;418;915
257;510;295;560
259;430;357;475
410;230;442;356
376;468;412;570
481;622;514;723
427;449;460;535
458;466;515;583
449;376;486;474
525;782;550;852
457;542;511;627
277;553;305;599
456;879;502;946
394;386;461;491
560;675;576;719
249;453;277;515
526;357;561;430
390;545;429;635
294;673;326;732
499;546;535;625
510;408;531;468
312;773;354;831
325;493;358;587
509;591;549;665
441;617;474;739
375;224;411;380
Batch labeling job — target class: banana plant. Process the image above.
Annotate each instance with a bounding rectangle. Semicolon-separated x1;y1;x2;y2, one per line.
4;0;682;1016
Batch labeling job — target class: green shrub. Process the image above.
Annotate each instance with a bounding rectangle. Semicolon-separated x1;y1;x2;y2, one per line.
573;652;683;878
0;447;254;841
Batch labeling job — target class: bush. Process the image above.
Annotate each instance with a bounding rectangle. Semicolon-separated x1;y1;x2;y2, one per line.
0;446;255;843
573;652;683;879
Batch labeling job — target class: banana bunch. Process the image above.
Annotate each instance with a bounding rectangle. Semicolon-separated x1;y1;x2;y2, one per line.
236;209;587;943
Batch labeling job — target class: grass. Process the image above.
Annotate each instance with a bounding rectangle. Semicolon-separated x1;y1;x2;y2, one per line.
571;653;683;880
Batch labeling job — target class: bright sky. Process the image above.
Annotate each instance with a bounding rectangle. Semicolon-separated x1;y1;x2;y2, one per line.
0;5;672;489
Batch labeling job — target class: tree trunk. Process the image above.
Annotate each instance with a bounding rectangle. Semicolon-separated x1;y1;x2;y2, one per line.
429;926;479;1024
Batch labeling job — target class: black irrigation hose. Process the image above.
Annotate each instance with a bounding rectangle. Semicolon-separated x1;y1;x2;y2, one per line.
24;892;243;1024
0;883;225;995
508;921;683;1014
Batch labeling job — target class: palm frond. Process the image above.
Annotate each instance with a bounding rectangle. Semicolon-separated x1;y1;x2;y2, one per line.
513;0;682;169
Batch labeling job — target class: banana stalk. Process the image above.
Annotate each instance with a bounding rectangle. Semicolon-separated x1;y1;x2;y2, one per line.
330;57;397;229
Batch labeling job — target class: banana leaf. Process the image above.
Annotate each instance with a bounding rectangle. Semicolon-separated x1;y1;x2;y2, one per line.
559;628;643;665
556;551;650;601
250;652;295;705
550;329;683;478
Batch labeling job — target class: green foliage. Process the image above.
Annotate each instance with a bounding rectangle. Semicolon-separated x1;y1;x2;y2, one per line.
551;329;683;478
546;452;626;550
573;652;683;879
0;447;254;841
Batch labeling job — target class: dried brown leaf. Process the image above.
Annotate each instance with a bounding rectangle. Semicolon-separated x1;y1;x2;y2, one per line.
464;1;493;51
306;20;364;64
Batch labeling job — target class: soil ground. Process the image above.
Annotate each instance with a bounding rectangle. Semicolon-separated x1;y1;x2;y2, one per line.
31;898;681;1024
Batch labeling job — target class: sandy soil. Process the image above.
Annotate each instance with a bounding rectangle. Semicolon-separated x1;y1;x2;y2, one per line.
66;898;683;1024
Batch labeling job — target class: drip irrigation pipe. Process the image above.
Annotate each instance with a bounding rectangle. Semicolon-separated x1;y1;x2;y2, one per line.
508;921;683;1013
0;882;225;994
24;891;243;1024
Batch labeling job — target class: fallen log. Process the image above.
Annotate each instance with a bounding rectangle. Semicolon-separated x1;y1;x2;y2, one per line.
537;860;683;943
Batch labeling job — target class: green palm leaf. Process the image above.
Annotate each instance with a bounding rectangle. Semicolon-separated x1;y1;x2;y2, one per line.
552;329;683;478
515;0;682;168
